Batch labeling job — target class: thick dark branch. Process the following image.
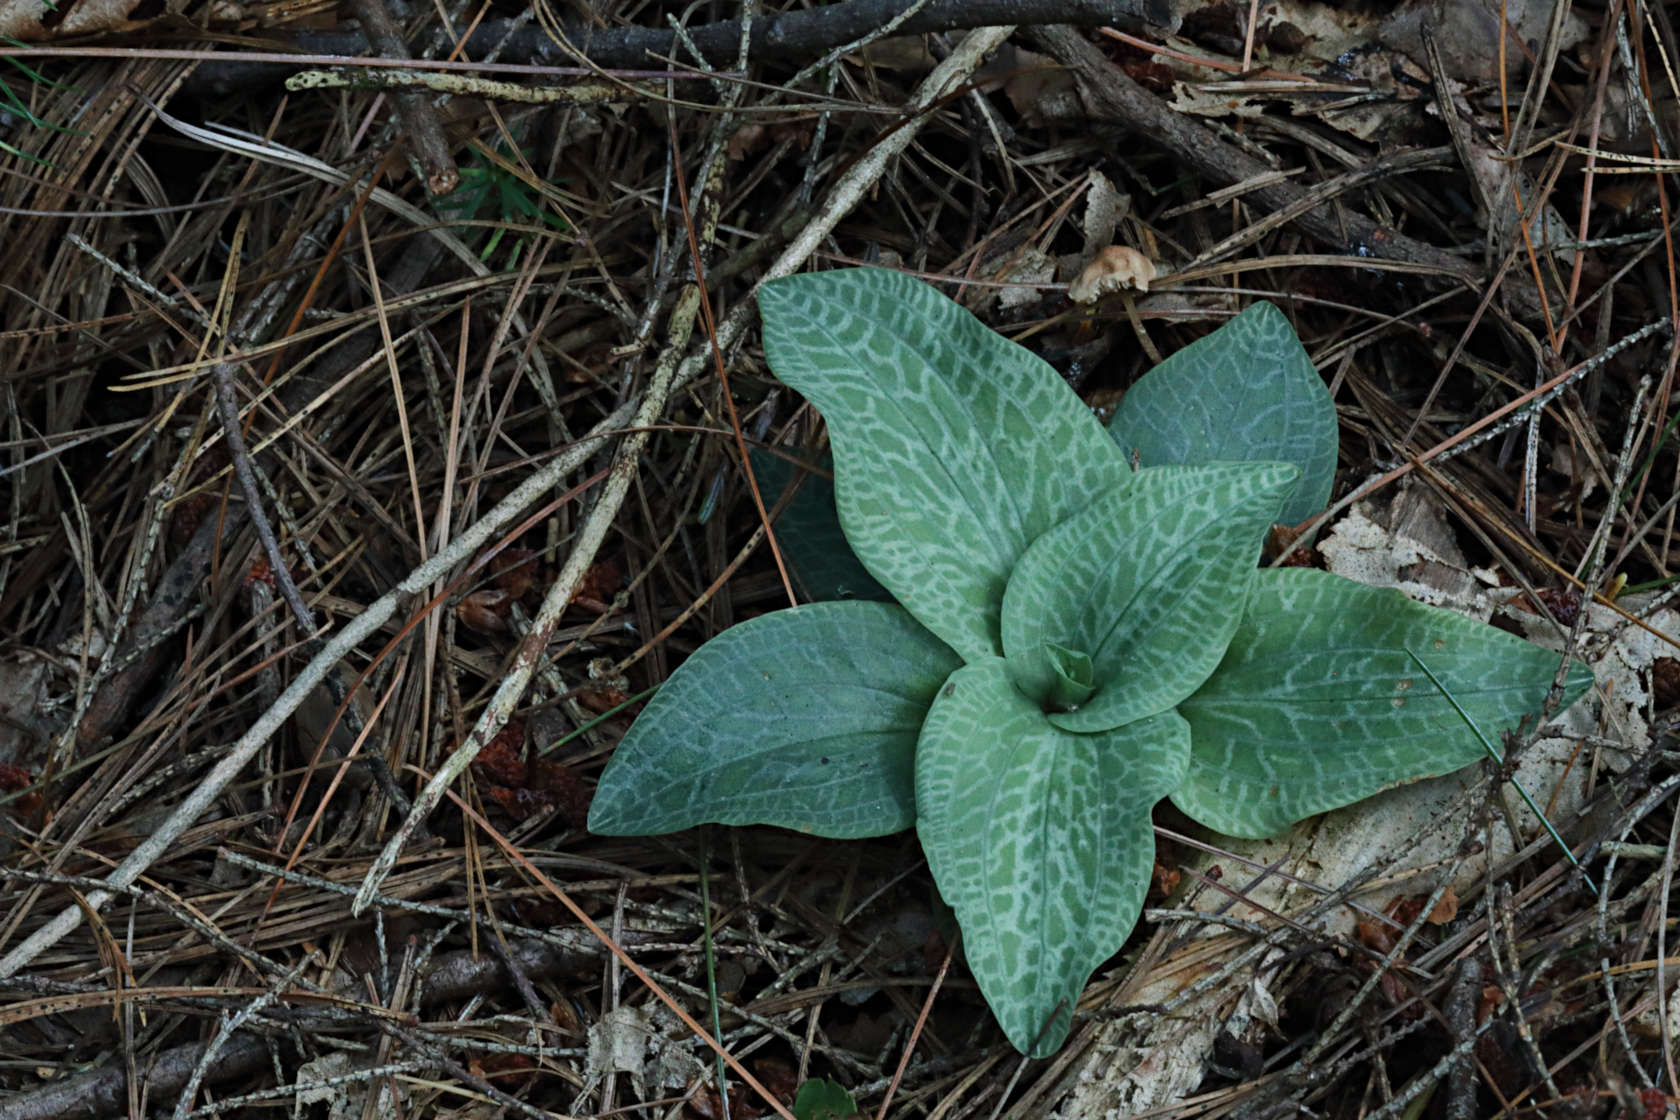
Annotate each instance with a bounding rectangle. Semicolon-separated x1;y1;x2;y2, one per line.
550;0;1177;68
184;0;1177;97
0;1037;272;1120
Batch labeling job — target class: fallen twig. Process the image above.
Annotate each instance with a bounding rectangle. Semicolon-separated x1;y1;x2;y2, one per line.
178;0;1172;97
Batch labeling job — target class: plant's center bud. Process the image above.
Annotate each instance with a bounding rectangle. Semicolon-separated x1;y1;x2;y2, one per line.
1004;640;1098;713
1040;642;1096;713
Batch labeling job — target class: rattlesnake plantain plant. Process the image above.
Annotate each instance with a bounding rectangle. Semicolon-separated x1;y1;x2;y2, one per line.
589;267;1593;1057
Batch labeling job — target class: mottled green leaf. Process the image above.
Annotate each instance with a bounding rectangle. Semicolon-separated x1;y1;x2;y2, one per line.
792;1078;859;1120
1004;640;1099;713
1173;568;1596;838
589;602;959;839
759;268;1131;661
1001;463;1297;732
749;448;890;602
1108;302;1336;524
1042;642;1097;710
916;659;1189;1056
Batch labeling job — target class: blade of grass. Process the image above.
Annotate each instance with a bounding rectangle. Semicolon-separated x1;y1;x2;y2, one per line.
700;828;731;1120
1403;646;1598;895
536;684;659;757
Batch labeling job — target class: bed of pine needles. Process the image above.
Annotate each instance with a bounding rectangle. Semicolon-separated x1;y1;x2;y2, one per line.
2;2;1678;1117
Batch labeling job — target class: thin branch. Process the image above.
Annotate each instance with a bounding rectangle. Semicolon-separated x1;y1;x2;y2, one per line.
346;0;458;193
0;400;634;980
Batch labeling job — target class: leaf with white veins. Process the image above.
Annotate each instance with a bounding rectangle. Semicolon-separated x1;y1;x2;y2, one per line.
1002;463;1296;731
1174;568;1595;838
589;601;959;839
916;659;1189;1056
759;268;1131;661
1109;301;1336;524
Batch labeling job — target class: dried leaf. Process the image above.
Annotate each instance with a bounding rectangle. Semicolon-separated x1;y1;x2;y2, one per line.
474;721;587;824
458;588;511;633
490;547;539;600
0;763;42;819
471;723;528;788
571;558;622;611
999;46;1078;126
1068;245;1156;303
1427;885;1459;925
1149;860;1181;898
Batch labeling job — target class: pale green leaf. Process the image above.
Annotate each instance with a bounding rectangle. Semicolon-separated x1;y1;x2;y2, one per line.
1173;568;1596;838
1043;643;1097;711
916;659;1189;1056
792;1078;859;1120
588;602;959;839
748;448;890;602
759;268;1132;661
1108;302;1336;524
1001;463;1297;732
1003;640;1098;713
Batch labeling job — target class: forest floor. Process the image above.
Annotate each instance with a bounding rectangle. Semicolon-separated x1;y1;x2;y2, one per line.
2;1;1679;1117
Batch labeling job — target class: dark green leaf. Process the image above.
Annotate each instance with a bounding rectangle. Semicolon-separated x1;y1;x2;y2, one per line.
589;602;959;838
748;448;890;602
792;1078;860;1120
1174;568;1595;838
1108;302;1336;524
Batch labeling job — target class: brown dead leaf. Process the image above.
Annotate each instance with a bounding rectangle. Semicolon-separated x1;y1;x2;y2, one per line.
719;110;816;161
998;46;1080;126
457;588;511;634
752;1059;799;1105
489;547;539;600
1355;917;1396;956
518;757;590;825
1504;586;1583;628
1427;885;1459;924
578;657;633;715
0;0;176;44
474;723;588;825
687;1057;800;1118
469;1052;536;1090
0;763;42;819
571;558;621;612
1378;0;1587;86
576;684;632;715
243;558;277;589
168;444;230;547
471;722;527;788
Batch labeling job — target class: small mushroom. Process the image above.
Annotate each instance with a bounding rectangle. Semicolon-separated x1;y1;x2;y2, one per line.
1068;245;1157;303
